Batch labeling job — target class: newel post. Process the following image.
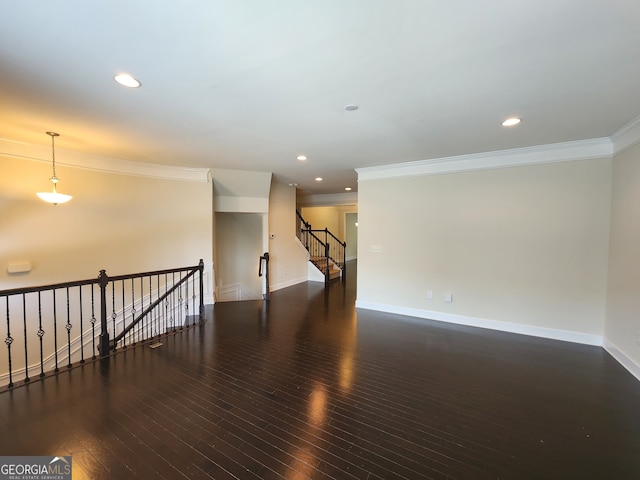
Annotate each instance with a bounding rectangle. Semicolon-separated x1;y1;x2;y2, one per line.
324;241;330;284
198;259;205;324
342;240;347;281
98;269;110;357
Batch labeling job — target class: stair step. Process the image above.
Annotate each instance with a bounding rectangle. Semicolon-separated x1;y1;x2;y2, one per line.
309;257;342;281
310;261;340;270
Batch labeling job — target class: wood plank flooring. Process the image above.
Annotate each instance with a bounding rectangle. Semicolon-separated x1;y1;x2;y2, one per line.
1;260;640;479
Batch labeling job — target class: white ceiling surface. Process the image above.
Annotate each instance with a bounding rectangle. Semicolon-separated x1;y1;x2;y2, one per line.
1;1;640;195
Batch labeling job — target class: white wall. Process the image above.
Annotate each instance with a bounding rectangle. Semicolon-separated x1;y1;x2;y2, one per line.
357;158;612;344
605;142;640;379
301;205;358;243
301;206;342;237
345;212;358;260
0;155;213;289
268;181;308;290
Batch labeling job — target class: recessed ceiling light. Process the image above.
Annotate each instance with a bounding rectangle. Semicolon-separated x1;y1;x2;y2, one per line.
114;73;141;88
345;187;352;191
502;117;521;127
315;177;323;182
296;155;307;161
345;104;359;112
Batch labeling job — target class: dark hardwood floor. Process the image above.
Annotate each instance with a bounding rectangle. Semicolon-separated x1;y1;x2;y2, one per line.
1;260;640;479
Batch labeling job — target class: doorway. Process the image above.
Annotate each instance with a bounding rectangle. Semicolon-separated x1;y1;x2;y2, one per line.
215;212;264;301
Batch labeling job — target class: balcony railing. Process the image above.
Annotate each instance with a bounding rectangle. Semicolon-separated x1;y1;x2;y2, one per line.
1;260;205;391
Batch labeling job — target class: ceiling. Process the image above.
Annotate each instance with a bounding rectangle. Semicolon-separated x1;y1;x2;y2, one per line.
2;1;640;195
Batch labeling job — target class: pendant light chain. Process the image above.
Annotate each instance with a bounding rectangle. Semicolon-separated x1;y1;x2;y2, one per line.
37;131;72;204
47;131;60;183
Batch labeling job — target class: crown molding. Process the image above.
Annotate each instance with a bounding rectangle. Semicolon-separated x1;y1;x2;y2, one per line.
298;192;358;207
356;138;614;182
0;138;210;183
4;114;638;186
611;114;640;155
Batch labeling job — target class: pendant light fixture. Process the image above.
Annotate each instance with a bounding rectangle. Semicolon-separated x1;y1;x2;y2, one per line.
36;131;72;205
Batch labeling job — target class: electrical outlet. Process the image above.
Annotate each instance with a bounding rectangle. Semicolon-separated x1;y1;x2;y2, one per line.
444;293;453;303
427;291;433;300
637;331;640;345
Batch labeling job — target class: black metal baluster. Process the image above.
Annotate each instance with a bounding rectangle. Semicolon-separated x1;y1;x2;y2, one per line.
111;282;116;350
140;277;145;341
179;272;184;330
191;271;196;323
4;296;14;388
138;277;143;340
22;294;30;383
159;274;162;335
90;285;96;360
153;276;158;337
66;287;72;369
131;278;136;345
170;272;175;331
163;273;169;334
166;273;171;334
169;287;174;332
121;280;127;349
153;305;158;339
156;274;160;337
151;276;155;338
37;291;45;377
148;275;152;339
79;286;84;364
52;289;59;373
185;271;190;325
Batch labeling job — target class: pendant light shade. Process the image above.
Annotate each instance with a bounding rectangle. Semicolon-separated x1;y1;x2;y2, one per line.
37;131;72;205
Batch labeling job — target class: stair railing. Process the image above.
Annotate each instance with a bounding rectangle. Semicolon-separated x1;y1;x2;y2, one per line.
320;227;347;280
296;210;347;283
1;260;205;391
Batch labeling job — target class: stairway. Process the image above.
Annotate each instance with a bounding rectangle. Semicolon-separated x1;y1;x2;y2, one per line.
297;210;346;284
309;256;342;281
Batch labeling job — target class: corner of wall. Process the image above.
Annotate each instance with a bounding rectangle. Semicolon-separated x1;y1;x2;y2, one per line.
603;339;640;382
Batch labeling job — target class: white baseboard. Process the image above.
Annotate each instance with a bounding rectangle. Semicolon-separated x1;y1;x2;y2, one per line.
603;339;640;382
355;301;603;346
